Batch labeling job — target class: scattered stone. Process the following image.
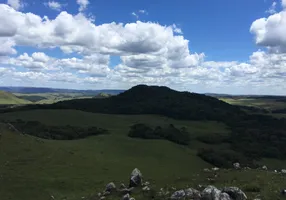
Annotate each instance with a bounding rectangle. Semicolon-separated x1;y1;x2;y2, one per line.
102;191;110;196
281;189;286;195
222;187;247;200
281;169;286;174
233;162;241;169
262;165;268;170
99;197;106;200
170;190;185;199
120;183;127;189
105;182;116;192
122;193;130;200
129;198;135;200
119;187;134;195
212;167;220;171
203;168;211;172
184;188;201;200
274;170;278;173
142;181;150;186
129;168;142;187
97;192;102;197
142;186;150;192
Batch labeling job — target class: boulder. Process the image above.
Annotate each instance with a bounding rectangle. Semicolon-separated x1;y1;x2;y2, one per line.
105;182;116;192
222;187;247;200
201;185;221;200
129;168;142;187
281;169;286;174
262;165;268;170
122;193;130;200
219;193;232;200
184;188;201;200
233;163;241;169
170;190;185;199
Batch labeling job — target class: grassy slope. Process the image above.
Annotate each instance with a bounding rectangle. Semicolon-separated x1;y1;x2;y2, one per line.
0;110;286;200
220;97;286;111
0;110;220;200
0;91;31;105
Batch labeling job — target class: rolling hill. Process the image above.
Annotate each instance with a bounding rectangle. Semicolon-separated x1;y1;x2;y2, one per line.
0;90;31;105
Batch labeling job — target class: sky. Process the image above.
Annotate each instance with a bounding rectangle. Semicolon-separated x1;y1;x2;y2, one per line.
0;0;286;94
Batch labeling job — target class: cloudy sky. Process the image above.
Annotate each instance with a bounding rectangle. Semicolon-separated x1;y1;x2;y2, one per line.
0;0;285;94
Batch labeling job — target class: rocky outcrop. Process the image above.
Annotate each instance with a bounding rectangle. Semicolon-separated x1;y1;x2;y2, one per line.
185;188;201;199
222;187;247;200
129;168;142;187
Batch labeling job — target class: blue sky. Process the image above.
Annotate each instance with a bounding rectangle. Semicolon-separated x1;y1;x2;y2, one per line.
0;0;286;94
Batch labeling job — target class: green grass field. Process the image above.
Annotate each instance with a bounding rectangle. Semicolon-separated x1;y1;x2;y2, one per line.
0;91;31;105
220;97;286;111
0;110;286;200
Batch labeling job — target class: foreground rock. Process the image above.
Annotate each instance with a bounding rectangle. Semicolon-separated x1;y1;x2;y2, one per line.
201;185;230;200
233;163;240;169
129;168;142;187
222;187;247;200
184;188;201;199
105;182;116;192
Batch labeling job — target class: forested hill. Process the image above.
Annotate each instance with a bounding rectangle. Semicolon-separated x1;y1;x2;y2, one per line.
39;85;245;121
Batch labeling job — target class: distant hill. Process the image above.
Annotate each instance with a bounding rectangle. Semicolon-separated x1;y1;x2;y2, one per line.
0;86;124;95
44;85;243;121
0;91;31;105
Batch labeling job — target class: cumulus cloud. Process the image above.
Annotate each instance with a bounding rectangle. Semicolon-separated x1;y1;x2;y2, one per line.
45;1;62;11
0;39;17;56
0;2;285;94
77;0;89;12
282;0;286;8
250;7;286;53
6;0;22;10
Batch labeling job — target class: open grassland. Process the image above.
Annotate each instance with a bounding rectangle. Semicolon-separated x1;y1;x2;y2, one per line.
0;110;286;200
0;91;31;105
220;97;286;111
14;93;94;104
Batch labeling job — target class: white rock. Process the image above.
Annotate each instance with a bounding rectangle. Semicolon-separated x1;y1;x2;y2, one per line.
281;169;286;173
184;188;201;199
105;182;116;192
171;190;185;199
262;165;268;170
130;168;142;187
233;162;241;169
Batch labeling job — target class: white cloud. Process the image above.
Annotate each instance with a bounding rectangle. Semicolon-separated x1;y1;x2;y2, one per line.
138;10;147;14
77;0;89;12
172;24;183;34
282;0;286;8
131;12;138;19
0;39;17;56
266;2;277;14
6;0;22;10
0;2;286;94
250;9;286;53
45;1;62;11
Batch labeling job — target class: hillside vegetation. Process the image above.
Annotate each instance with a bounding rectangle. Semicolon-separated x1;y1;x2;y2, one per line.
0;90;31;105
5;85;286;167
